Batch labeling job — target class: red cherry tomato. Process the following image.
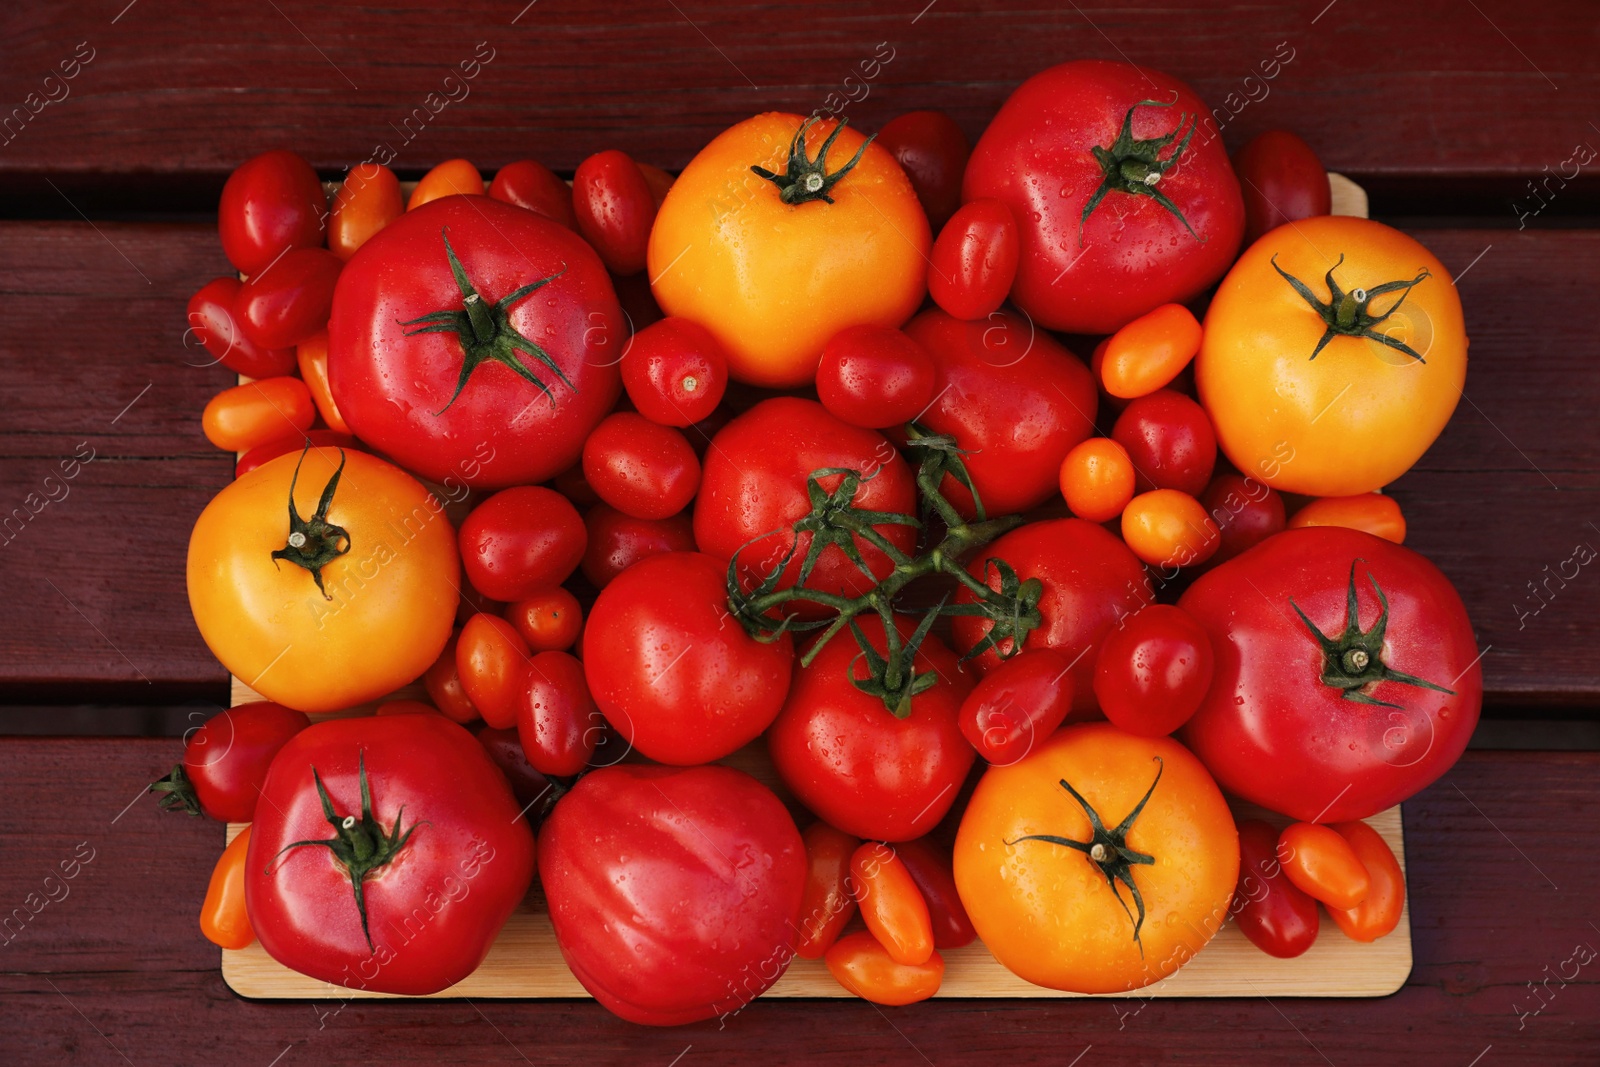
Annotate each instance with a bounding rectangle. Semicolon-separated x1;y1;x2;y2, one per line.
1278;822;1371;910
201;378;315;453
1327;820;1406;942
1112;389;1218;496
850;842;934;966
456;613;531;730
796;822;860;959
459;486;586;602
958;648;1075;766
489;159;577;229
476;726;558;824
329;162;403;261
233;247;343;350
928;198;1019;321
1100;303;1203;400
893;836;976;949
152;701;311;822
235;431;360;479
1200;472;1286;565
218;150;326;275
825;932;944;1005
408;158;485;209
507;586;583;653
876;110;970;231
581;412;701;520
1093;604;1215;736
572;149;656;275
187;278;296;378
517;649;599;777
423;632;480;724
620;317;729;426
816;326;937;429
1233;819;1319;958
1233;130;1332;245
580;503;697;588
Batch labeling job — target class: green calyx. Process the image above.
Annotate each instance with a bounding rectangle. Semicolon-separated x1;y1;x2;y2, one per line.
751;116;875;206
399;228;573;414
1292;560;1456;708
1272;253;1432;362
270;446;351;600
1080;97;1201;245
149;763;201;817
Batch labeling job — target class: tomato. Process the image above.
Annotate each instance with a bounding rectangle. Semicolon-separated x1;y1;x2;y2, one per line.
1232;819;1319;958
516;650;598;777
374;699;439;717
1094;605;1214;736
816;326;936;430
954;723;1238;992
508;586;583;652
201;378;315;453
1058;437;1135;523
201;826;255;950
538;763;806;1025
650;113;930;387
459;486;586;602
768;616;973;842
572;149;656;276
1100;304;1202;399
188;448;458;713
620;316;729;426
1121;489;1220;569
902;309;1097;517
1180;526;1482;822
825;931;944;1005
236;431;360;480
1233;130;1331;245
894;837;976;949
638;162;675;207
580;503;696;588
408;158;484;209
235;247;341;351
329;163;403;261
851;842;934;966
476;726;559;825
187;277;296;378
294;330;352;433
1200;472;1286;565
488;159;576;229
1327;820;1406;942
1111;390;1216;496
246;714;535;994
328;195;624;488
1277;822;1370;909
581;412;701;520
796;822;861;959
928;198;1019;321
1291;492;1406;544
876;109;969;231
963;61;1244;334
423;632;479;724
150;701;310;821
583;551;793;765
958;648;1075;767
456;614;530;730
1198;216;1467;496
218;150;326;276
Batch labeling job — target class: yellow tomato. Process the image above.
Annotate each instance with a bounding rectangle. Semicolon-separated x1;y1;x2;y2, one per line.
648;113;930;387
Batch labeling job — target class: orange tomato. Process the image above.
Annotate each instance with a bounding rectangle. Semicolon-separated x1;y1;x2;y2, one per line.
408;158;485;210
1059;437;1136;522
330;162;403;260
1277;822;1370;910
824;931;944;1005
649;113;930;387
456;613;530;729
200;826;255;950
424;631;480;724
1101;303;1202;399
1327;820;1406;941
201;377;315;453
795;822;860;959
508;587;584;653
850;842;934;966
295;330;352;434
1121;489;1219;568
1289;492;1406;543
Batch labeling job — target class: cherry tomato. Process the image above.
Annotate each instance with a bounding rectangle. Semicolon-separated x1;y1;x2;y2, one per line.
294;329;352;433
1112;389;1217;496
201;827;255;950
235;430;360;479
581;412;701;520
580;503;697;588
186;278;296;378
459;486;586;602
1233;130;1332;245
928;198;1018;321
1121;489;1219;569
552;463;601;508
456;613;531;730
233;247;342;351
218;149;326;275
329;162;403;261
876;110;969;231
1200;472;1286;565
816;326;937;430
517;649;599;777
476;726;559;825
201;378;315;453
573;149;655;275
152;701;311;822
374;699;439;717
408;158;484;209
893;837;976;949
1232;819;1319;958
1278;822;1370;910
424;631;480;724
637;162;675;208
1094;604;1214;736
826;932;945;1005
796;822;860;959
488;159;576;229
1290;493;1406;544
958;648;1075;766
620;317;729;426
1100;304;1202;399
1059;437;1136;523
850;842;934;966
1327;820;1406;942
508;586;583;652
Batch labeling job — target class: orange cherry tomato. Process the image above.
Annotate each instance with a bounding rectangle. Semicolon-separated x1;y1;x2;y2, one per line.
329;162;403;260
408;158;485;210
200;826;255;950
295;330;352;434
424;631;480;724
457;613;531;729
508;587;584;653
1327;820;1406;942
1059;437;1136;522
1121;489;1219;568
637;162;675;209
849;842;933;967
1100;303;1203;399
1289;492;1406;544
374;699;440;716
825;932;944;1005
796;822;861;959
1277;822;1371;910
201;377;315;453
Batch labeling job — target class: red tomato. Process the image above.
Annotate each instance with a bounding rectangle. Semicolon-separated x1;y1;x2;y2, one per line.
201;378;315;453
539;763;806;1025
218;150;326;275
572;149;656;276
458;486;586;602
408;159;484;209
1278;822;1370;909
825;932;944;1005
1100;303;1203;400
894;836;976;949
850;842;934;966
815;325;937;430
489;159;577;229
295;330;353;433
796;822;860;959
928;198;1019;320
581;412;701;520
1094;604;1215;736
619;316;729;426
1233;130;1332;245
1232;819;1319;958
508;587;583;652
186;277;296;378
1327;820;1406;942
580;503;697;588
235;431;360;479
963;61;1245;334
876;110;969;231
329;163;403;261
456;613;531;730
958;648;1075;766
1112;389;1217;496
583;551;794;765
234;247;343;350
423;632;480;724
150;701;310;822
1200;472;1286;565
475;726;558;824
517;650;598;777
1290;493;1407;544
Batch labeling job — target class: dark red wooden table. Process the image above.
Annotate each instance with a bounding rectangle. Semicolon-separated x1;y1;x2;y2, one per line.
3;2;1598;1063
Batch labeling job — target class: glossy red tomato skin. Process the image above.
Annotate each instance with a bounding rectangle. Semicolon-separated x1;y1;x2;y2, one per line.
507;587;584;653
1112;389;1218;496
516;650;599;777
489;159;577;229
580;503;696;588
767;617;974;843
957;648;1075;766
894;837;977;949
459;486;586;603
581;412;701;520
456;614;530;730
1201;472;1287;566
187;277;297;378
1094;604;1215;737
815;326;937;430
218;150;327;276
181;702;311;822
1233;130;1332;245
233;248;343;350
876;110;970;231
902;309;1096;517
328;195;623;489
538;763;806;1025
235;431;361;479
1233;819;1320;958
246;715;535;995
620;317;729;426
583;552;794;766
928;199;1019;321
475;726;558;824
963;61;1244;334
1180;527;1483;823
952;519;1148;715
572;150;656;276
